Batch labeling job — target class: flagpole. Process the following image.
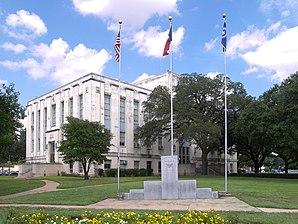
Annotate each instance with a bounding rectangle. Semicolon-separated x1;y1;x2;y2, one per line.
222;13;228;193
117;20;122;194
169;16;174;156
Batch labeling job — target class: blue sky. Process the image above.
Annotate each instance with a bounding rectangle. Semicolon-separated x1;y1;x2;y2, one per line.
1;0;298;106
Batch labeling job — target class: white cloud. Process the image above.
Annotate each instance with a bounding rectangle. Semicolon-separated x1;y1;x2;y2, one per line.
132;73;154;83
5;10;47;39
131;26;185;58
281;10;290;18
206;72;220;79
1;42;26;53
241;67;259;75
227;25;267;57
72;0;179;31
241;26;298;81
204;37;218;51
0;38;112;84
260;0;298;21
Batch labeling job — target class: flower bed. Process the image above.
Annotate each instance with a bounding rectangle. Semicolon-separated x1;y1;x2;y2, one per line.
7;210;233;223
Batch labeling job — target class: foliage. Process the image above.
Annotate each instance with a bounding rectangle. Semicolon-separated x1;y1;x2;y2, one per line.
0;83;25;163
138;73;251;175
235;100;274;173
103;168;153;177
58;117;113;180
7;209;232;224
262;72;298;172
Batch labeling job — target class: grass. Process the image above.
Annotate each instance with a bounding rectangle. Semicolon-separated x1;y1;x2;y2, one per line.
0;176;45;196
1;175;297;208
0;175;298;223
37;175;159;189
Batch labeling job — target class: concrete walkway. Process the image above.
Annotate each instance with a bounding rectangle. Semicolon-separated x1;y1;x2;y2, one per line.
0;180;298;213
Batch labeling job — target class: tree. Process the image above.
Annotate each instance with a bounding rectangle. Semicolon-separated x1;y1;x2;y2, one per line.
235;100;274;173
137;86;171;148
0;83;25;163
58;117;113;179
261;73;298;172
138;73;251;174
174;74;223;174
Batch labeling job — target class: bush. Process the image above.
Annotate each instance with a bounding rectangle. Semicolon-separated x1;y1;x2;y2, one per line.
98;168;104;177
104;168;117;177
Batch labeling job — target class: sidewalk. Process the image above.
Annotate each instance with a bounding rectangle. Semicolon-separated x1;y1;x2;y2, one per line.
0;180;297;213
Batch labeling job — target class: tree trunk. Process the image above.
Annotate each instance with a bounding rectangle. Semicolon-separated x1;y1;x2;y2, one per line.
82;160;89;180
201;150;209;175
284;160;289;174
253;160;260;173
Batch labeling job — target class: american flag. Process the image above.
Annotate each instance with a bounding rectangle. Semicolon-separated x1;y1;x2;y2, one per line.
114;31;120;62
221;19;227;52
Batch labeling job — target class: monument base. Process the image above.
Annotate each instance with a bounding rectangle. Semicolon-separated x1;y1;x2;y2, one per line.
124;155;219;200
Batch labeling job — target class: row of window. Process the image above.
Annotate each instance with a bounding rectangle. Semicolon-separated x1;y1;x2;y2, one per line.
30;93;140;152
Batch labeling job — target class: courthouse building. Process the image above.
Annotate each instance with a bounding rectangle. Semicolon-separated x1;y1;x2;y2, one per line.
21;71;237;177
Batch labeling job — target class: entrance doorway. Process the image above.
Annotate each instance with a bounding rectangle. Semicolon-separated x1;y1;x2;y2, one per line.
49;141;55;163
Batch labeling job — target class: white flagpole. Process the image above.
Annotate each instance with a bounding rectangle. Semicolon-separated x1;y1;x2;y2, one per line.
169;16;174;156
117;20;122;194
223;13;228;193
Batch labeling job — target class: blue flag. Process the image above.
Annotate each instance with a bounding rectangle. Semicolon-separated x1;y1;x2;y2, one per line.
221;20;227;52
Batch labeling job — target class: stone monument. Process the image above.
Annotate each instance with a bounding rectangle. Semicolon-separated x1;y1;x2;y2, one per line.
123;155;218;200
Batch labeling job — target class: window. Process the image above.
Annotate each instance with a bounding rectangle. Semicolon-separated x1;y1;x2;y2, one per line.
104;160;111;169
134;161;140;169
120;160;127;169
147;161;152;170
158;136;163;150
79;162;83;173
120;132;125;146
133;101;139;125
158;161;161;173
37;110;40;152
69;98;73;116
120;98;125;146
79;94;83;119
44;107;47;130
120;98;125;122
31;112;34;153
61;101;64;124
133;101;139;148
104;94;111;130
179;146;190;164
31;112;34;129
69;162;74;173
51;104;56;127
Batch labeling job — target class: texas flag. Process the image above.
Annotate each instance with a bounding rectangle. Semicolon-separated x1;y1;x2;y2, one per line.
163;25;172;56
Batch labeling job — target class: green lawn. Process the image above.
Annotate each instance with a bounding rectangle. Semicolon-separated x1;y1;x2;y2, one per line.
1;175;297;208
0;175;298;224
0;176;45;196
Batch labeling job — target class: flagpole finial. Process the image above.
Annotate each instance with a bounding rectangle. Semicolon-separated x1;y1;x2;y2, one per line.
168;16;172;21
223;13;226;19
118;20;122;25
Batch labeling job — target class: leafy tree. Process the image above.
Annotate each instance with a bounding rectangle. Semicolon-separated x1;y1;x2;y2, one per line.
138;73;251;175
0;83;25;163
235;100;274;173
174;74;223;174
261;73;298;172
58;117;113;179
137;86;171;148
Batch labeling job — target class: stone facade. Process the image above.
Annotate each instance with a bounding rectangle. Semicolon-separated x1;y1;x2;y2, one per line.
23;71;237;177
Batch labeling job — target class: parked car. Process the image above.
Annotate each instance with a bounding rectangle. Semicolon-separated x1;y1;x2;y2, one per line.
3;170;19;176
